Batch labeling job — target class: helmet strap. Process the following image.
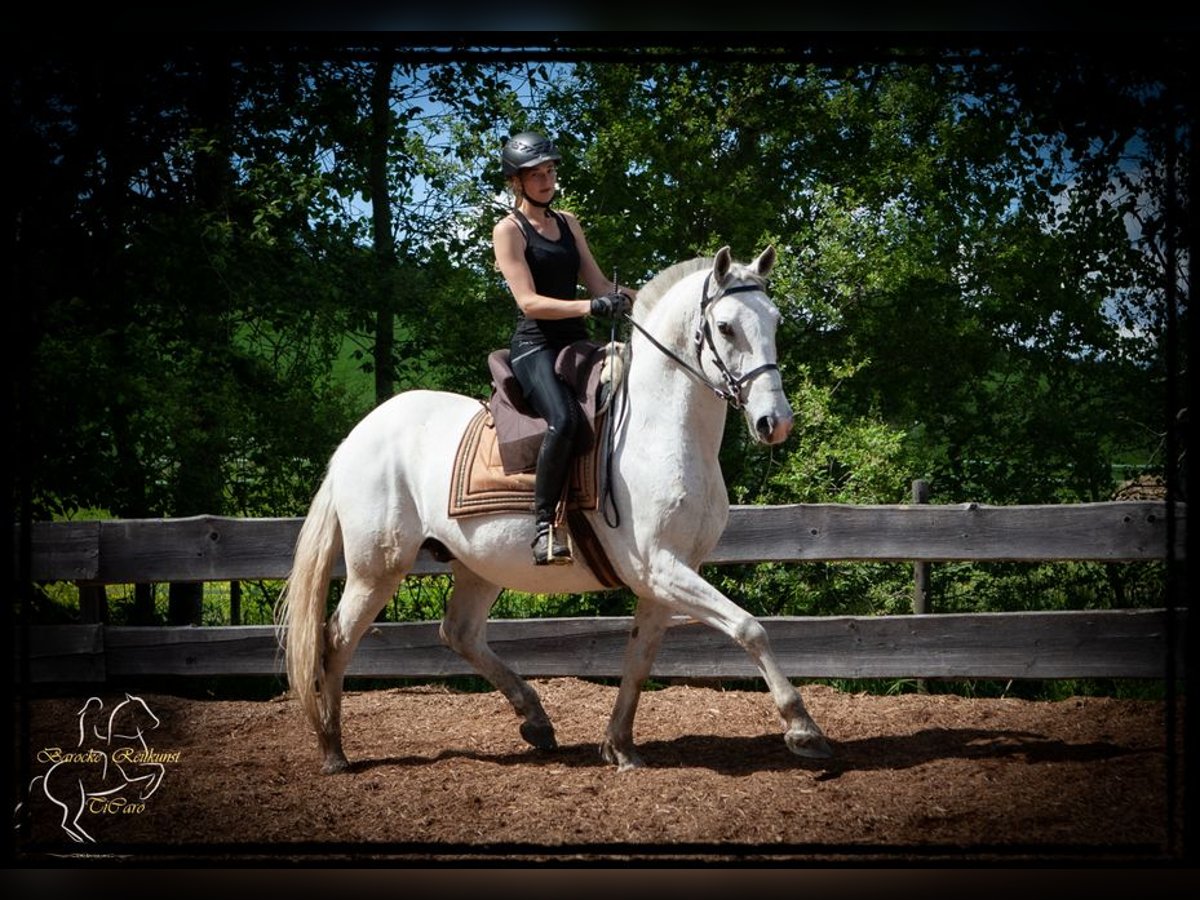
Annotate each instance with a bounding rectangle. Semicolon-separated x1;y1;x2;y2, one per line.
515;170;557;217
523;190;556;217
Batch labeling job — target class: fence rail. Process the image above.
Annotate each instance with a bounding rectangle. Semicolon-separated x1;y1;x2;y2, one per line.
15;610;1186;684
15;501;1184;583
12;501;1187;684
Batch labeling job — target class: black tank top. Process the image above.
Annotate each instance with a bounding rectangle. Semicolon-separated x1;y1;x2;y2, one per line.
510;209;588;348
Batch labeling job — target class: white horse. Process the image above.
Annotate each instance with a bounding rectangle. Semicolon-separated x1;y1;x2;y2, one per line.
276;245;833;773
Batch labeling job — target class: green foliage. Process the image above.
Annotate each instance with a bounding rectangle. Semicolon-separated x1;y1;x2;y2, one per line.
931;561;1167;614
491;590;636;619
708;561;913;620
560;56;1182;510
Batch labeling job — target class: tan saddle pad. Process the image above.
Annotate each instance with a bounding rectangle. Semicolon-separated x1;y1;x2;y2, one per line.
448;405;602;519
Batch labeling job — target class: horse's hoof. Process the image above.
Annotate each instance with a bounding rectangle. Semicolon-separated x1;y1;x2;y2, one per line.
600;740;644;771
519;720;557;750
321;755;351;774
785;728;834;759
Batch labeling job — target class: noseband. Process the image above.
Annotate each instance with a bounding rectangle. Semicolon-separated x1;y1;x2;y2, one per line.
626;273;779;409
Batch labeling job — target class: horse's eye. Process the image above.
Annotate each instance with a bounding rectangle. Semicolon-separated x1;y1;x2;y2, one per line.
716;321;734;337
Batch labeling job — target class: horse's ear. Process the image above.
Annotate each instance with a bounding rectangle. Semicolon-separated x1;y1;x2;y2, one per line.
712;246;732;284
751;245;776;278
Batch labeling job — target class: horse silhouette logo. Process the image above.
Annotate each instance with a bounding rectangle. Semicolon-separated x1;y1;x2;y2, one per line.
16;693;173;843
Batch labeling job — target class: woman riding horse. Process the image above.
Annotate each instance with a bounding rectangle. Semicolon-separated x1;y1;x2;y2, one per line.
277;242;834;773
491;131;635;565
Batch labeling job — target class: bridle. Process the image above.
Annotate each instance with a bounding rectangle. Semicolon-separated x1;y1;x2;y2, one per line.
624;273;780;410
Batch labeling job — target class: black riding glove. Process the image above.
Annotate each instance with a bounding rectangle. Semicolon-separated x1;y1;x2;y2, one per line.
590;290;632;318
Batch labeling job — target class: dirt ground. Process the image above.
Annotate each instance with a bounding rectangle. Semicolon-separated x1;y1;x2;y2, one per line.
10;677;1186;864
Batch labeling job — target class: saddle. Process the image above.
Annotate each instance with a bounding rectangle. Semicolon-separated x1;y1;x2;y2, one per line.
487;339;610;474
447;340;624;588
448;339;617;518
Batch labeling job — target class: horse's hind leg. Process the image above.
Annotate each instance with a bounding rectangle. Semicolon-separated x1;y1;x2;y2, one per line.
439;563;557;750
319;567;405;773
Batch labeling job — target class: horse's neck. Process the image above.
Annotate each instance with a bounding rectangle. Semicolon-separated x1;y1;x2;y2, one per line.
625;295;728;458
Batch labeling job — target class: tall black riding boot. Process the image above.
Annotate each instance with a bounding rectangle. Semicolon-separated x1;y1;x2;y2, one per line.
531;419;576;566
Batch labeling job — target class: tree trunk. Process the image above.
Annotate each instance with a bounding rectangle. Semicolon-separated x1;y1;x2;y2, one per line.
168;47;236;626
369;53;397;408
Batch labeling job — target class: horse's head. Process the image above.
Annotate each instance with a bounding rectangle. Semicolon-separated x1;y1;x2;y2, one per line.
700;246;794;445
107;693;162;742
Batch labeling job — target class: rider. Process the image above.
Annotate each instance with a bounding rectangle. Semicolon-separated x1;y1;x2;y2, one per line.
492;130;634;566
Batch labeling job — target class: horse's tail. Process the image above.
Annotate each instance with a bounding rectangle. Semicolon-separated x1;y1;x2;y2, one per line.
275;469;341;734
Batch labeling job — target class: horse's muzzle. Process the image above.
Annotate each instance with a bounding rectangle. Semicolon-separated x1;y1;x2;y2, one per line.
755;413;793;444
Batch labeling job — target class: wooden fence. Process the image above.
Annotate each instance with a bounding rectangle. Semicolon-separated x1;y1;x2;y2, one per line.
11;500;1188;685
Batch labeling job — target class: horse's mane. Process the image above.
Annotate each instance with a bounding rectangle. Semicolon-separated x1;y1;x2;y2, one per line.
600;257;712;401
633;252;769;324
632;256;711;323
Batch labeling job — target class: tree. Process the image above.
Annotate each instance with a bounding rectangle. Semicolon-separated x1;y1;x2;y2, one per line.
538;39;1186;618
553;45;1185;509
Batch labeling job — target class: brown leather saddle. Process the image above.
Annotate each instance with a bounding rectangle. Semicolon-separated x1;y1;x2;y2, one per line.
487;339;610;474
448;339;613;518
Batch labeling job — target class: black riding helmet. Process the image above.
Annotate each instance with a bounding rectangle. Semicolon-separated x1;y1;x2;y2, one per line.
501;131;562;177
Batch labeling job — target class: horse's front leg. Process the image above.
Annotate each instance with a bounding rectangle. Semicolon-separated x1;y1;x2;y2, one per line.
123;764;165;800
439;563;557;751
646;557;833;760
601;598;673;770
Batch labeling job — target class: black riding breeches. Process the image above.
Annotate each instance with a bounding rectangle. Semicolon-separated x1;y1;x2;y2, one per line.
510;342;582;522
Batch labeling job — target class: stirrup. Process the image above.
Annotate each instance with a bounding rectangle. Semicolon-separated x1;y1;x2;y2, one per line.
532;521;573;566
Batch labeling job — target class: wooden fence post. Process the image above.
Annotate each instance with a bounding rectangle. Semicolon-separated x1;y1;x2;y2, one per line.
78;583;108;624
912;479;931;615
912;479;931;694
131;583;156;625
168;583;203;626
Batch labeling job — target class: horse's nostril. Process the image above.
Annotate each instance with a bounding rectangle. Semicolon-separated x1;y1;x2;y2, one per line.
757;413;793;443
